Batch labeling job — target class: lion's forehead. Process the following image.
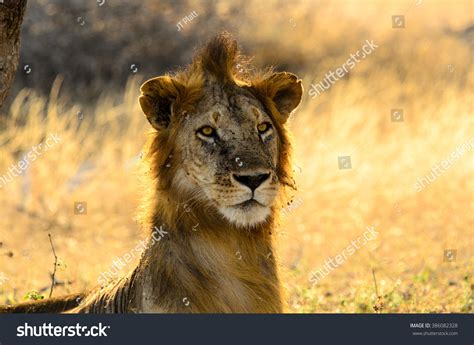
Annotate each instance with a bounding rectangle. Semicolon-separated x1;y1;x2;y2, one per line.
198;83;267;121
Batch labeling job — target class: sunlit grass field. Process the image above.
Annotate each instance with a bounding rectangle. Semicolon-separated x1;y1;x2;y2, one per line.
0;0;472;313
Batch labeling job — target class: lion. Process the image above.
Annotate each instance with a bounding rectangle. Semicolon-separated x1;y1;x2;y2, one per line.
0;32;303;313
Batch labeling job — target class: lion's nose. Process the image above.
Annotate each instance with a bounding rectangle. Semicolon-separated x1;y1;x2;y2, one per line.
233;173;270;191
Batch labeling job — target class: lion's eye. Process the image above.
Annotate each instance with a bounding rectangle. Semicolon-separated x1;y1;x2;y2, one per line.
197;126;215;137
257;122;271;134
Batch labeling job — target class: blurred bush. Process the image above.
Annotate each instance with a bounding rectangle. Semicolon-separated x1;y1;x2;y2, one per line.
14;0;228;102
12;0;472;107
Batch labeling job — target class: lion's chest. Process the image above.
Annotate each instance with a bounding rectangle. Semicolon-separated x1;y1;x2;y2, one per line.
138;229;281;313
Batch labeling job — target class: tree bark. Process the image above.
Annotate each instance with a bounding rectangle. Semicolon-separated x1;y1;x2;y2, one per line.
0;0;27;110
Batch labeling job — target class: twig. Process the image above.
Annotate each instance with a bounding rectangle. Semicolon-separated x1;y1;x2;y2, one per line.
372;268;385;313
372;268;379;296
48;233;58;298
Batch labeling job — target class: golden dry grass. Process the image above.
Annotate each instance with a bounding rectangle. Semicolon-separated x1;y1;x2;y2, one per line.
0;0;472;313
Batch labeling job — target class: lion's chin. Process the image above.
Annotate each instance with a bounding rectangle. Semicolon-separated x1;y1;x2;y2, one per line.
219;202;272;228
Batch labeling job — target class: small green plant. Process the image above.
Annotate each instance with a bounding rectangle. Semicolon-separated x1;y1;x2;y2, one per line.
24;290;44;301
414;268;432;284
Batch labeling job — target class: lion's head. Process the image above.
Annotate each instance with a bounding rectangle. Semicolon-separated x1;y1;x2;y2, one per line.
139;33;302;228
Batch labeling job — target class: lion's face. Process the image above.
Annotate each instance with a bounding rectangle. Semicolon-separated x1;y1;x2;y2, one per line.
173;85;280;226
139;60;302;228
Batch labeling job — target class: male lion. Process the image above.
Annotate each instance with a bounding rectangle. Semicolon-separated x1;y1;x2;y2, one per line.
0;32;303;313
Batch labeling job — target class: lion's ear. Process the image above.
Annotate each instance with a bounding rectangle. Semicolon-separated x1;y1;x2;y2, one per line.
249;72;303;124
139;76;185;129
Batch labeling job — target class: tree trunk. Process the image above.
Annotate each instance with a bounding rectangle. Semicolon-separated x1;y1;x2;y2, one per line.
0;0;27;111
